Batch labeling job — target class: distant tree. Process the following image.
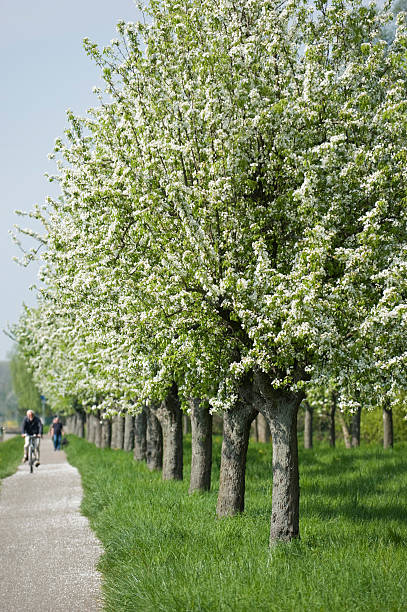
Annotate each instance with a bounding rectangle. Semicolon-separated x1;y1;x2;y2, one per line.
0;361;19;423
9;349;42;418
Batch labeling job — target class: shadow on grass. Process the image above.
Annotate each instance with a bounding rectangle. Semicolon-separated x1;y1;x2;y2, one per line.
244;441;407;527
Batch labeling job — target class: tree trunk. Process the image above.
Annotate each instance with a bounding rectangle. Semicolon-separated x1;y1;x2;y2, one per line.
216;381;258;517
91;414;98;445
123;414;135;451
111;414;125;449
156;384;183;480
145;405;163;471
183;414;190;435
94;412;102;448
189;399;212;494
257;412;271;443
133;409;147;461
117;414;125;449
100;418;111;449
251;415;259;442
383;406;394;449
74;411;85;438
254;371;303;544
351;406;361;448
329;393;336;448
338;413;352;449
86;413;93;443
65;415;73;434
304;402;313;449
111;414;118;448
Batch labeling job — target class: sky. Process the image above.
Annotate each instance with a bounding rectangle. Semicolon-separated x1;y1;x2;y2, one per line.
0;0;143;360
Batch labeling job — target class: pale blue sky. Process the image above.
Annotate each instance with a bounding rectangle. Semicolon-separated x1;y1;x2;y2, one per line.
0;0;143;359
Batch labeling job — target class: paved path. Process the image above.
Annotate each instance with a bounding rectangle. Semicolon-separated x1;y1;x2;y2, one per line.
0;438;103;611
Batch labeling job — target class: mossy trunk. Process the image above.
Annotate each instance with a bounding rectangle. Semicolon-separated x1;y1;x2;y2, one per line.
254;371;303;544
146;405;163;471
123;414;135;451
133;409;147;461
351;406;361;448
189;399;212;494
156;384;183;481
304;402;313;449
383;406;394;449
100;418;111;449
216;382;257;517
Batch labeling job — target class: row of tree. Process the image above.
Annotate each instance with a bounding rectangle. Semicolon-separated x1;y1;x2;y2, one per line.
12;0;407;545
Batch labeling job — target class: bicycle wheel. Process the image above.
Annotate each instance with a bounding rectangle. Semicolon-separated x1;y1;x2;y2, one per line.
29;443;34;473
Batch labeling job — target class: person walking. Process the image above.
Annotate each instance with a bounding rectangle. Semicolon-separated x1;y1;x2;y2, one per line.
21;410;43;466
50;416;64;451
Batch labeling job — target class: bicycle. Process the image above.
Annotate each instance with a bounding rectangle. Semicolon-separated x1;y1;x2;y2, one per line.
26;434;40;473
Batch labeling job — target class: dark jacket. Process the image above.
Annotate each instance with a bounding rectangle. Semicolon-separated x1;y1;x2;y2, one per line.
21;415;43;436
52;422;63;436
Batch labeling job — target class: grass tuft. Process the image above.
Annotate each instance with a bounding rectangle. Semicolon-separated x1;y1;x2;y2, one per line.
66;437;407;612
0;436;24;482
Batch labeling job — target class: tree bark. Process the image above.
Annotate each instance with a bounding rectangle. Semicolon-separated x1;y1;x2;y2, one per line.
351;406;361;448
257;412;271;443
86;413;93;443
111;414;125;449
304;402;313;449
133;409;147;461
111;414;118;448
383;405;394;449
338;412;352;449
100;417;112;449
329;392;336;448
145;405;163;471
94;412;102;448
253;371;303;544
189;399;212;494
117;414;125;449
156;384;183;480
251;415;259;442
183;414;190;435
65;415;73;434
74;411;85;438
123;414;135;451
91;413;98;445
216;381;258;517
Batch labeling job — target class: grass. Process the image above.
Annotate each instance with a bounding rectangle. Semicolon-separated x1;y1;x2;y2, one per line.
65;436;407;612
0;435;23;481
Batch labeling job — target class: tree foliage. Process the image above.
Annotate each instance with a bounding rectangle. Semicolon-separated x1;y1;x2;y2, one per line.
0;361;19;423
9;349;42;417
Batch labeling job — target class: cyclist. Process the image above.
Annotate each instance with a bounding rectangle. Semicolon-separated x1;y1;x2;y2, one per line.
21;410;43;466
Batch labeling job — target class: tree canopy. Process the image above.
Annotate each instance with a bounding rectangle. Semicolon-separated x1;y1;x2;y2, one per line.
13;0;407;420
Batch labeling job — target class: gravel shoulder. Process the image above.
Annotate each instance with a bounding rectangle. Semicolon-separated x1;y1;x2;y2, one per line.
0;437;103;611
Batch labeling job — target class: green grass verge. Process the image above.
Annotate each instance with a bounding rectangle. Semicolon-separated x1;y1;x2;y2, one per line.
0;436;24;481
65;437;407;612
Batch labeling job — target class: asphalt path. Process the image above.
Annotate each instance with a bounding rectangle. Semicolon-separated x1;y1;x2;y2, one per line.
0;437;102;611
